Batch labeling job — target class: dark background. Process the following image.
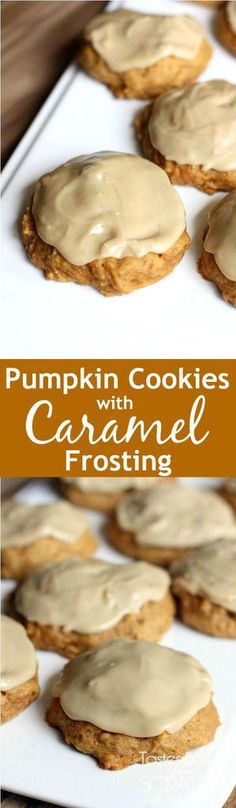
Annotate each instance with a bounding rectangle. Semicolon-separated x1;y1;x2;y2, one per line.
1;0;106;165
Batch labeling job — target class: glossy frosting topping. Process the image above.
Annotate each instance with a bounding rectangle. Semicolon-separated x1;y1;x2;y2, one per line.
116;486;236;548
55;639;212;736
32;152;186;265
61;476;159;493
227;2;236;34
171;539;236;613
84;9;204;71
1;616;37;691
15;558;170;634
2;499;90;548
148;80;236;171
204;191;236;282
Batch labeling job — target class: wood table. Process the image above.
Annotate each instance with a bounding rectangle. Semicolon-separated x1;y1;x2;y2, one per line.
1;785;236;808
2;0;106;164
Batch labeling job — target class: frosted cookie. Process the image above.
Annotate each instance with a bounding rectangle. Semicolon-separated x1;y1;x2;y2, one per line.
198;191;236;305
21;152;190;296
219;478;236;514
46;638;219;769
78;9;212;99
1;615;39;723
106;486;236;566
14;557;175;657
216;2;236;56
59;476;162;513
136;80;236;194
171;539;236;638
1;499;97;580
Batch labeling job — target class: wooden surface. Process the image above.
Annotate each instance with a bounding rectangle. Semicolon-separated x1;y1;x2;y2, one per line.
2;786;236;808
1;0;106;164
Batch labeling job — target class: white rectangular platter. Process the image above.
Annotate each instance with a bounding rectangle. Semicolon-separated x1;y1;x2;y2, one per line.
1;477;236;808
1;0;236;359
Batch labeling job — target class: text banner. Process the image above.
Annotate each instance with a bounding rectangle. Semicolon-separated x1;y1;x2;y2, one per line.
0;360;235;476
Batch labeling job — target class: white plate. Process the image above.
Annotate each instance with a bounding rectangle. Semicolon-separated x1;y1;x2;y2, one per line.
1;478;236;808
1;0;236;359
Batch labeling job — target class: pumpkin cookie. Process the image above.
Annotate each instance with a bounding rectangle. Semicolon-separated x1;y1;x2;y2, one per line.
78;9;212;99
136;80;236;194
171;539;236;638
21;152;190;296
1;615;39;723
46;638;219;769
219;478;236;514
198;190;236;305
106;485;236;566
2;499;97;580
216;2;236;56
59;476;163;513
14;557;175;657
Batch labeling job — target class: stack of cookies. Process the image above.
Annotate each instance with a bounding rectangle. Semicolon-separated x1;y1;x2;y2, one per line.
1;475;235;770
21;5;236;306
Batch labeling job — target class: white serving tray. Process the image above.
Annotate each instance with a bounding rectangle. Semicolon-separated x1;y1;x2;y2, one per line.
1;0;236;359
1;477;236;808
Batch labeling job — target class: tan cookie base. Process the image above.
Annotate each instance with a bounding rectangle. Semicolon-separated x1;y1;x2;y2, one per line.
59;480;124;513
78;39;212;99
106;518;188;566
218;485;236;515
135;104;236;195
1;673;39;724
46;696;219;770
172;583;236;638
216;7;236;56
21;208;190;297
198;246;236;306
15;592;175;658
1;530;98;581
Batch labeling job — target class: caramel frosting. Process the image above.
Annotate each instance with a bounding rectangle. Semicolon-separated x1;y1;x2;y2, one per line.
148;80;236;172
204;191;236;282
15;558;170;634
61;476;159;494
1;616;37;692
84;9;204;72
32;152;186;265
116;486;236;548
2;499;90;549
54;639;212;737
171;539;236;613
227;2;236;35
